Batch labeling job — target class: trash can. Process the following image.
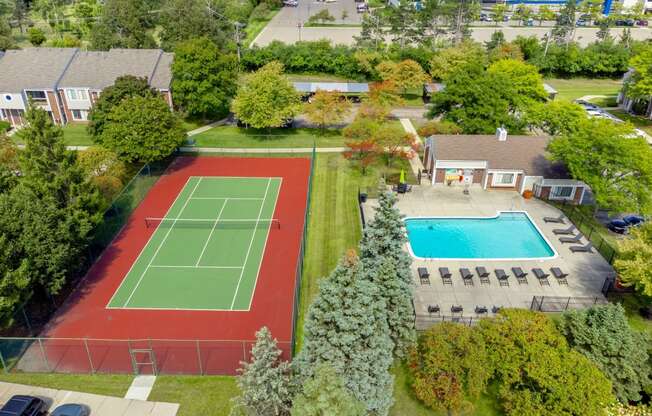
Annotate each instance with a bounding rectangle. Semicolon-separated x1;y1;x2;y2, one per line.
359;193;368;203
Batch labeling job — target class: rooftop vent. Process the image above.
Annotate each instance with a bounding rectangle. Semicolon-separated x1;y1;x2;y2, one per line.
496;127;507;141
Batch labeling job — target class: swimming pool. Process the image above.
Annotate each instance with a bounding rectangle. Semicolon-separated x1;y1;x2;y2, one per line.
404;212;556;260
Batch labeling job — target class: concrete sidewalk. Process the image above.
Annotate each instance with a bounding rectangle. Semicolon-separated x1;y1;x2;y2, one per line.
0;382;179;416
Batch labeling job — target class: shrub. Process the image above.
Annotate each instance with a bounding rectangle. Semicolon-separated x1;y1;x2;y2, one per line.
407;323;491;414
0;121;10;133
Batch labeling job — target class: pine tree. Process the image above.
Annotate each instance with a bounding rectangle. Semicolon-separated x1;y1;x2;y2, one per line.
296;252;394;415
359;188;415;358
232;327;294;416
291;364;366;416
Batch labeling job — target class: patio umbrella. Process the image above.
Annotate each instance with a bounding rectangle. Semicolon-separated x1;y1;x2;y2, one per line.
399;169;406;184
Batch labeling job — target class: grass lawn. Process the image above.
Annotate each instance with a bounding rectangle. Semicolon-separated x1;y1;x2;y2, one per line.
189;126;347;148
61;124;94;146
608;292;652;337
608;109;652;136
0;373;133;397
391;363;503;416
149;376;239;416
295;153;416;350
545;78;622;102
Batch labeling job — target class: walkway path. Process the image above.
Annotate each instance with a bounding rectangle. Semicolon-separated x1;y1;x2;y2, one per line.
125;375;157;401
398;118;425;180
0;381;178;416
186;118;228;137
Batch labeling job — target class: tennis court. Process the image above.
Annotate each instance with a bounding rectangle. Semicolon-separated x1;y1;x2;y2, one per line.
107;176;282;311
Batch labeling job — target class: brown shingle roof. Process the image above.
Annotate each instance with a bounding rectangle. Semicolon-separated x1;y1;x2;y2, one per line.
430;134;568;177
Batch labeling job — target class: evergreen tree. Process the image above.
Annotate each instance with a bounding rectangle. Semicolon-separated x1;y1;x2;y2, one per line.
232;326;294;416
558;304;651;403
355;11;386;50
359;189;415;358
291;364;366;416
296;252;394;415
387;0;419;48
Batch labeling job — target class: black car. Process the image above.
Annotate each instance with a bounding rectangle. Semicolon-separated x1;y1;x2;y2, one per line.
607;215;645;234
0;396;46;416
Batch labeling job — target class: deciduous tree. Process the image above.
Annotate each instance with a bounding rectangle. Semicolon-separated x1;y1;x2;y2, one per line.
428;41;486;80
231;62;301;130
172;37;239;119
342;139;378;175
303;90;351;134
88;75;157;137
159;0;232;51
98;96;185;163
548;118;652;214
480;309;614;416
77;146;126;201
527;100;587;136
408;323;491;414
232;326;294;416
376;60;429;94
89;0;156;50
615;223;652;296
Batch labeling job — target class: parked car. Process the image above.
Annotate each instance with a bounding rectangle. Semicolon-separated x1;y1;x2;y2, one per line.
282;0;298;6
480;13;492;22
608;215;646;234
637;19;649;26
615;18;635;26
0;396;46;416
356;3;368;12
50;404;90;416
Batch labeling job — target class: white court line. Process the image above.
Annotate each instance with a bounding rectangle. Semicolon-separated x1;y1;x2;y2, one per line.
122;177;203;308
105;176;192;308
246;178;282;310
191;197;264;200
230;178;272;310
149;265;243;269
195;199;228;266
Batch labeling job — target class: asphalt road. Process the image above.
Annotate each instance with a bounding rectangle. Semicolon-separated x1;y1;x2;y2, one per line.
254;1;652;46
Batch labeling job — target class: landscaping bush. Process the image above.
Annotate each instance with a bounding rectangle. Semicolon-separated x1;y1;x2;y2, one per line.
407;323;491;414
0;120;10;133
479;309;614;416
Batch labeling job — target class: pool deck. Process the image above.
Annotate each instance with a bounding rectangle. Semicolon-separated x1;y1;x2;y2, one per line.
362;185;615;329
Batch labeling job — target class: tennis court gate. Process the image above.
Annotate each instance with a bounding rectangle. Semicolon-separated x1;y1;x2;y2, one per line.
0;337;292;376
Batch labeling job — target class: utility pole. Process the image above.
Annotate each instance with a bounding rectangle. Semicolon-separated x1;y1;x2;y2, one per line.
234;22;245;61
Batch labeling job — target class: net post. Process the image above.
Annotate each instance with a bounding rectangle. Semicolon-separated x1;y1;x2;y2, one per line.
84;338;95;374
196;340;203;376
37;338;51;372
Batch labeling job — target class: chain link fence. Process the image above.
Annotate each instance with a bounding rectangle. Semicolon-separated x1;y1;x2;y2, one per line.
0;337;291;375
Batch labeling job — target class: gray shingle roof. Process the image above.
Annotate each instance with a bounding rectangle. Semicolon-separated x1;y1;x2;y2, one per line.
58;49;172;90
151;52;174;90
0;48;78;92
429;134;568;178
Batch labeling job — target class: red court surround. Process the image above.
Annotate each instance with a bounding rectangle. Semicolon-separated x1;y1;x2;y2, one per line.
38;156;311;374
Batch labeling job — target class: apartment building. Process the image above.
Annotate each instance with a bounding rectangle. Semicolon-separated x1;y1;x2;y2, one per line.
0;48;174;128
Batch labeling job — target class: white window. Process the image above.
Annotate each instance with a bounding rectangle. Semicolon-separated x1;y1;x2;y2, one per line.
492;172;517;187
66;89;89;101
71;110;87;121
551;186;574;199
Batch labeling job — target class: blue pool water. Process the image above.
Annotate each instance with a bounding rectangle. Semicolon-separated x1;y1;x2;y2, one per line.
404;212;555;259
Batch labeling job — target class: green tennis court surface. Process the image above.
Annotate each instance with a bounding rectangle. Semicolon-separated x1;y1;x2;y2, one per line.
107;176;282;310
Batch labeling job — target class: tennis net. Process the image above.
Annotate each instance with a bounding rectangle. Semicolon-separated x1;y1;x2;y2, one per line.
144;217;281;230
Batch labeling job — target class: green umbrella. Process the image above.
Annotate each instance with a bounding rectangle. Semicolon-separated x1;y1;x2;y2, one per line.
399;169;406;184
